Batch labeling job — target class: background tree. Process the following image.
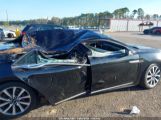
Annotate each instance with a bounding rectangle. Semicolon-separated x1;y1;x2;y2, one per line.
122;7;130;18
49;17;61;25
145;14;151;20
113;7;130;19
152;14;159;20
113;9;119;19
1;7;161;27
137;8;144;19
132;9;137;19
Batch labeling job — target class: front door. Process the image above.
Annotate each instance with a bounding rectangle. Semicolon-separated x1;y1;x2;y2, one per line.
89;53;139;91
84;40;139;91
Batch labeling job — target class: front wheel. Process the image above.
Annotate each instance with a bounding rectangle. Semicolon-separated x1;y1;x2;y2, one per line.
0;82;37;119
141;64;161;89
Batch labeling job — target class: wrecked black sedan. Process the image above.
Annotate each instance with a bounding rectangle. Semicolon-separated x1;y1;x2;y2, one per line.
0;29;161;118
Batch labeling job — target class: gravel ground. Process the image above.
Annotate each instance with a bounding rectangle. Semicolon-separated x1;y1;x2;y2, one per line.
16;32;161;119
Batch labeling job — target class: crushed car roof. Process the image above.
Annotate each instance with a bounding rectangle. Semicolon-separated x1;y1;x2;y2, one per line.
29;29;109;53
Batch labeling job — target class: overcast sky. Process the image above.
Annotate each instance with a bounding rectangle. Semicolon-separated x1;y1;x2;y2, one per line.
0;0;161;21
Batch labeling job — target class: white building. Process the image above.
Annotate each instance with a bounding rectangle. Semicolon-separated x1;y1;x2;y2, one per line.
108;19;161;32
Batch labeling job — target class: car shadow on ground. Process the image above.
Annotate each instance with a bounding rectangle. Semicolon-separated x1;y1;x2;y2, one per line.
16;86;145;119
69;85;147;105
111;109;132;116
11;86;146;119
36;85;146;107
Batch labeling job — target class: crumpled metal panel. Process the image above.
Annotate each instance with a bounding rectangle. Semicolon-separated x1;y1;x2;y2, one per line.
28;29;108;53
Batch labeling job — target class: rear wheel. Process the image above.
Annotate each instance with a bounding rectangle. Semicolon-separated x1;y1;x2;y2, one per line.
7;33;14;38
141;64;161;89
0;82;37;119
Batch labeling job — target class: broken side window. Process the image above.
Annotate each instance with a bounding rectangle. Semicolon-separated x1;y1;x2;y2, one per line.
13;50;80;67
37;52;78;64
83;40;126;57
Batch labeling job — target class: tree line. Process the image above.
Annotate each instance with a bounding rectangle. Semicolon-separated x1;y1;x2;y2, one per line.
0;7;161;27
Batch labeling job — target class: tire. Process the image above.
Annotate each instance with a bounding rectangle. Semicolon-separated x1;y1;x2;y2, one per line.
140;64;161;89
7;33;14;38
155;31;161;35
0;82;38;119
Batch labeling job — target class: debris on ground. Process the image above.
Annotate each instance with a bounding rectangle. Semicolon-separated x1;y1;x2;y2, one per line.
130;106;140;115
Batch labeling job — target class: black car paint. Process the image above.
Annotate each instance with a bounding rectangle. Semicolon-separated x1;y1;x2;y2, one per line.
2;45;161;104
143;27;161;34
12;63;88;103
130;45;161;82
22;24;65;34
27;30;109;53
89;53;139;91
0;30;161;104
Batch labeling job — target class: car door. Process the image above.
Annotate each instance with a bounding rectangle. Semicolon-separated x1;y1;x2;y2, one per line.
12;50;89;104
86;40;139;91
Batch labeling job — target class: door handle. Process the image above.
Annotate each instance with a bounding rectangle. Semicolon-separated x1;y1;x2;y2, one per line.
129;59;144;64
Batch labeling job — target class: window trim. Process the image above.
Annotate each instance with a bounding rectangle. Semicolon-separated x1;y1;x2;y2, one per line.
12;49;90;69
82;39;129;58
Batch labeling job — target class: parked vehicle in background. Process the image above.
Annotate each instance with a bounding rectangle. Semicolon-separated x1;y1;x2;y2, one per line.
143;27;161;35
0;28;5;41
0;28;16;38
21;24;65;35
1;28;16;38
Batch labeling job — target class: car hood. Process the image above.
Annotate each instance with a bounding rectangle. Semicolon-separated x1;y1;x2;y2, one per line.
129;44;161;53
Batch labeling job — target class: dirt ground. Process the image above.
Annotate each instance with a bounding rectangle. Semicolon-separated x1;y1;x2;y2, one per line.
17;32;161;119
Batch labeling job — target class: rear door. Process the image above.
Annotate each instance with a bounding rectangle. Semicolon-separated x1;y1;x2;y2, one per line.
12;50;89;103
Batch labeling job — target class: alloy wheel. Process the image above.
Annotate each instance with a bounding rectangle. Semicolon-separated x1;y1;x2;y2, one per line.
146;65;161;88
0;87;31;116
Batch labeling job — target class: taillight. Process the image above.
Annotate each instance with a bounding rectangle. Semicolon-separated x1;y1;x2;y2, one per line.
21;32;26;35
